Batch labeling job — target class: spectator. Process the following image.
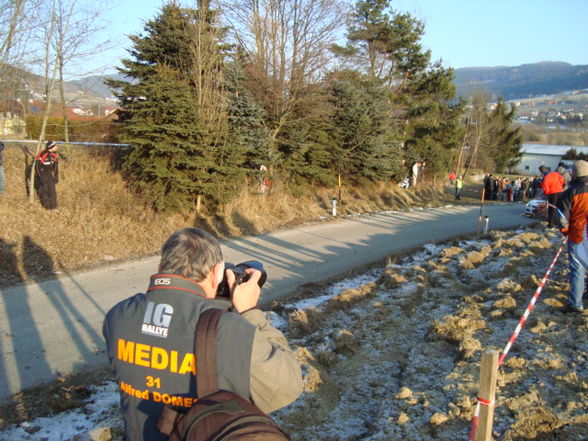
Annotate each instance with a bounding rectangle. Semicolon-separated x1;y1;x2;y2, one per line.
521;178;531;201
492;177;499;200
483;174;492;200
558;162;572;189
455;175;463;200
541;167;565;228
35;141;60;209
512;178;521;202
556;160;588;314
531;176;542;198
448;171;456;186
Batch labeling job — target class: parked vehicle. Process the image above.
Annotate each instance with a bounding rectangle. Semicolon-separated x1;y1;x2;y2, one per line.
524;199;547;217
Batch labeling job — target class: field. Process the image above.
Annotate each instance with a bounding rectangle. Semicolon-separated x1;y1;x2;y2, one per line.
1;226;587;441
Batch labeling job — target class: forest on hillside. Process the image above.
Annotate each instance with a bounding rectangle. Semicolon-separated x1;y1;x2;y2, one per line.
1;0;523;215
454;62;588;100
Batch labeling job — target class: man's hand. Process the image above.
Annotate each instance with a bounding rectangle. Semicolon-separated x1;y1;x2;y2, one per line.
226;268;261;313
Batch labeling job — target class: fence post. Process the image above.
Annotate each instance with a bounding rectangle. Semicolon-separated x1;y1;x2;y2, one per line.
476;187;486;236
475;351;499;441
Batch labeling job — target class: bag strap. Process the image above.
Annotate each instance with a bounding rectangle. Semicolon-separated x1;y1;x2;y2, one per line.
195;308;225;397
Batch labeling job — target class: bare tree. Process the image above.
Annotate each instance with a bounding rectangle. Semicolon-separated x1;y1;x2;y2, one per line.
0;0;27;64
28;0;59;201
0;0;45;134
218;0;345;162
459;93;491;178
181;0;228;146
51;0;113;143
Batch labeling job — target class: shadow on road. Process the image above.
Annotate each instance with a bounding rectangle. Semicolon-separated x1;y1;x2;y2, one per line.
21;236;104;365
0;238;52;399
222;204;535;305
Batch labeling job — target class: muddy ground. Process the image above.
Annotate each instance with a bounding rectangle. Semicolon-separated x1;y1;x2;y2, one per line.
274;227;587;441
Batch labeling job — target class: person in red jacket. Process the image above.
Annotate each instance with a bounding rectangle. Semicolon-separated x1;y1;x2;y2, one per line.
541;166;565;228
556;160;588;314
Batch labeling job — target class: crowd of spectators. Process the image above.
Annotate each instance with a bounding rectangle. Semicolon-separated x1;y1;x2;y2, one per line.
482;174;541;202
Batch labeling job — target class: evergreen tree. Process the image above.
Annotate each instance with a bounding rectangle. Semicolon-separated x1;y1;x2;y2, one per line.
273;82;341;186
334;0;463;181
401;62;465;178
333;0;430;90
107;3;197;98
108;2;241;212
120;65;212;212
340;0;392;79
329;71;404;182
224;56;270;169
488;99;523;172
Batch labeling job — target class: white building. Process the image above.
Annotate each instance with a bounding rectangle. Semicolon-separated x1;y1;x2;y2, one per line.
515;143;588;175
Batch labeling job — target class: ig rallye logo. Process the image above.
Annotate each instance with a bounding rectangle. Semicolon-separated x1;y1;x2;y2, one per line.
142;298;174;338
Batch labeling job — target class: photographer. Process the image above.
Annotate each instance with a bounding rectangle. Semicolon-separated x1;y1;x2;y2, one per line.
103;227;303;441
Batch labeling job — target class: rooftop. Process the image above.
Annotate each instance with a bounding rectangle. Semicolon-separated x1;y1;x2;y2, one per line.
521;143;588;156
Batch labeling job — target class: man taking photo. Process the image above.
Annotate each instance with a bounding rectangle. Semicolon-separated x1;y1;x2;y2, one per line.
103;227;303;441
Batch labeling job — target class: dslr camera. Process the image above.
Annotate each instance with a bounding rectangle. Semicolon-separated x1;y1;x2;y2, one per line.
217;260;267;298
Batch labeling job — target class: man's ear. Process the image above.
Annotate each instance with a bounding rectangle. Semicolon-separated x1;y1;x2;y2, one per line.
212;261;225;290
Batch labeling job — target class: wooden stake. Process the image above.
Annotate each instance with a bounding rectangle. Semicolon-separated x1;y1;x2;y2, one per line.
476;187;486;236
475;351;499;441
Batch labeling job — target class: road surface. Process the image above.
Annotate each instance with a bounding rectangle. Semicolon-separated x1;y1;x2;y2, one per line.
0;203;536;402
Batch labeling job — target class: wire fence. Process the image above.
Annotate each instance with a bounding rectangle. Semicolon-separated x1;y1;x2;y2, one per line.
1;139;128;147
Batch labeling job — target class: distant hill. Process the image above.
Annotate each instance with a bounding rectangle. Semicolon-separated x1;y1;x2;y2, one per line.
65;75;120;100
5;61;588;104
453;61;588;100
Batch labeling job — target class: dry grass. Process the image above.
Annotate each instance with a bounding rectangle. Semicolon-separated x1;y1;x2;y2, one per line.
1;145;190;287
0;144;454;288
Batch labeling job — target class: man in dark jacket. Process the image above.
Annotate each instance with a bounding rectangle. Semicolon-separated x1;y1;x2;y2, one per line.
35;140;59;209
103;228;303;441
556;160;588;314
557;162;572;189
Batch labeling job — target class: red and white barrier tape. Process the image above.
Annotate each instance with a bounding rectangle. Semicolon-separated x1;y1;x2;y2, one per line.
498;240;566;366
468;239;566;440
469;398;495;441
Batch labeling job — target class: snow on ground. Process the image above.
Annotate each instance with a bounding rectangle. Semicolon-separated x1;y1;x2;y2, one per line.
2;226;587;441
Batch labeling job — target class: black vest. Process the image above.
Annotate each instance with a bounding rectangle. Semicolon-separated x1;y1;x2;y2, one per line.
103;274;255;441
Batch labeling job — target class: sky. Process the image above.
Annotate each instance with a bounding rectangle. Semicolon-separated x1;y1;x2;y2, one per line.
93;0;588;76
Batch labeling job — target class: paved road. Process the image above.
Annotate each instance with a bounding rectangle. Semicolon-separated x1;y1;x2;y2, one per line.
0;203;536;401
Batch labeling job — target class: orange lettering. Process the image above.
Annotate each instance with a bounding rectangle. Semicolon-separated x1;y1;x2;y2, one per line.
117;339;134;363
135;343;151;367
178;353;195;375
151;346;168;370
170;350;178;373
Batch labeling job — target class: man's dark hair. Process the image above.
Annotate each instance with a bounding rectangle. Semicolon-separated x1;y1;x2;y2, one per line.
159;228;223;281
